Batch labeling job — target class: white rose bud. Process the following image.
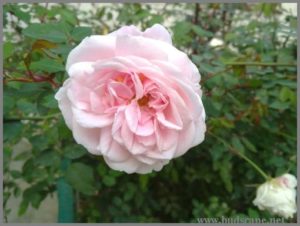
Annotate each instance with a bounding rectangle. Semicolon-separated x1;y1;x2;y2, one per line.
253;173;297;219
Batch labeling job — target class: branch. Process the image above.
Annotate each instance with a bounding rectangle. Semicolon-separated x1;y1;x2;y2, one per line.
225;62;296;67
200;67;231;84
4;113;60;122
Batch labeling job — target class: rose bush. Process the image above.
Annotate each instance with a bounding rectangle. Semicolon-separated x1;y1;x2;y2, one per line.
55;24;206;174
253;174;297;219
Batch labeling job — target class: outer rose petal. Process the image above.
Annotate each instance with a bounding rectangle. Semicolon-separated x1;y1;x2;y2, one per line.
115;35;168;60
109;25;142;36
104;156;141;174
54;82;73;129
110;24;172;45
72;119;101;155
143;24;172;44
279;174;297;188
72;107;114;128
66;35;116;71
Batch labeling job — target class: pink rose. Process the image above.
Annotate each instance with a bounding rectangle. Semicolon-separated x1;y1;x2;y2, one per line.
55;24;206;174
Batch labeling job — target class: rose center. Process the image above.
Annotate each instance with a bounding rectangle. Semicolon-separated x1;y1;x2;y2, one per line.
137;95;150;106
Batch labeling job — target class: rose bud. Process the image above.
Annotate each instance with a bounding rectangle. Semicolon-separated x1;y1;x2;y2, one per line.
253;173;297;219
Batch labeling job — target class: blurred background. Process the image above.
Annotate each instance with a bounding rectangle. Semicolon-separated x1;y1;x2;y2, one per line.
3;3;297;223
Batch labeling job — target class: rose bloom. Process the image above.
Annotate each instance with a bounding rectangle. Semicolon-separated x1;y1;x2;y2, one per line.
55;24;206;174
253;173;297;219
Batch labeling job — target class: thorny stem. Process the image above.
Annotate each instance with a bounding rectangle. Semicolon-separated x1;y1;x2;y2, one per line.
208;131;270;181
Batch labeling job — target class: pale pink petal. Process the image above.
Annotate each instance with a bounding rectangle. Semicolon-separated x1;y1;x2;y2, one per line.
66;35;116;71
135;155;157;165
115;35;168;61
90;91;105;114
280;174;297;188
104;141;131;162
97;127;113;155
174;120;206;158
67;62;94;78
72;107;113;128
55;82;73;129
143;24;172;44
125;102;140;133
72;119;101;155
135;120;154;136
137;134;156;146
104;156;140;174
109;25;142;36
67;80;91;111
121;122;147;155
154;120;178;154
135;160;169;174
156;103;183;130
131;72;144;99
191;119;206;147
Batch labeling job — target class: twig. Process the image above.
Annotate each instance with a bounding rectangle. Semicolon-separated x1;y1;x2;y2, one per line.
201;67;231;84
4;113;60;122
225;62;296;67
208;131;270;180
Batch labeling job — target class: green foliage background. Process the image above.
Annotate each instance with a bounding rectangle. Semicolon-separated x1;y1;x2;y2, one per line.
3;3;297;223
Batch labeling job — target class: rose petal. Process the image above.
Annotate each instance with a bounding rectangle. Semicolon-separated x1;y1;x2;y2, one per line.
135;160;168;174
104;156;140;174
66;35;116;71
156;103;183;130
154;120;178;155
104;141;131;162
97;127;113;155
143;24;172;44
72;107;113;128
115;35;168;61
72;119;101;155
55;82;73;129
109;25;142;36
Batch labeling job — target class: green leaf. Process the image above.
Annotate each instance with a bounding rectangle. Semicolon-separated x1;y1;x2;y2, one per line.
103;176;116;187
279;87;293;102
65;163;95;195
16;99;38;114
23;23;68;43
4;42;14;59
41;94;58;109
241;137;257;153
231;136;245;153
192;25;213;37
59;9;77;25
30;58;64;73
11;170;22;179
3;122;22;141
8;4;31;23
248;208;260;218
219;158;233;193
18;200;29;216
71;27;92;42
36;151;60;167
3;93;15;116
30;135;49;152
270;101;290;110
64;144;87;159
